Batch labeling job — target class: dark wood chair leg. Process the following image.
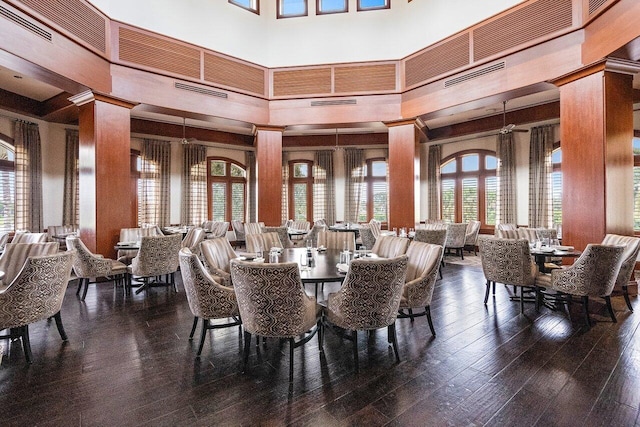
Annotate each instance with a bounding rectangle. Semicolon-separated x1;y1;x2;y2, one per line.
352;330;359;373
21;325;32;364
289;337;295;382
425;306;436;337
81;278;90;301
53;311;67;341
623;285;633;312
519;287;525;314
388;323;400;362
189;316;199;340
317;318;323;351
196;319;209;357
604;296;617;323
243;330;251;373
408;308;414;321
492;281;496;296
484;280;491;304
76;278;83;295
582;296;591;327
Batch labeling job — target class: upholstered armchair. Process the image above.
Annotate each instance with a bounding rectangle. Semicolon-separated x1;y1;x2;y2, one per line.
301;224;327;247
230;260;320;381
322;255;408;372
231;220;245;241
179;248;240;358
261;226;294;248
12;232;48;244
414;229;447;247
479;237;538;313
117;227;155;265
66;236;127;300
244;222;264;235
464;220;481;255
317;231;356;251
0;232;8;252
209;221;229;239
290;220;310;232
358;225;377;250
534;244;624;325
0;251;74;363
0;242;60;289
495;229;519;239
601;234;640;311
444;223;467;259
245;232;283;253
200;237;238;287
397;242;445;337
181;227;206;256
372;235;410;258
127;234;182;294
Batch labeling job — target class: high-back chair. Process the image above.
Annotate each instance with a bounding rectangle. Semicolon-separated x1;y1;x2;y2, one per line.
127;234;182;294
244;222;264;236
0;251;74;363
0;242;60;287
290;220;310;232
358;225;377;250
495;228;519;239
371;235;410;258
181;227;206;256
444;223;467;259
201;220;214;232
321;255;408;372
317;231;356;251
397;241;445;337
117;227;155;265
464;220;481;255
414;229;447;247
209;221;229;239
231;220;245;241
302;224;327;247
495;223;517;235
200;237;238;287
179;248;241;358
245;232;283;253
230;260;320;381
66;235;127;300
601;234;640;312
479;237;538;313
535;244;624;325
261;226;294;248
12;232;48;244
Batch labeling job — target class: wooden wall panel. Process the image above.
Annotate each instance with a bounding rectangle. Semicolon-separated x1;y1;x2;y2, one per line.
203;52;266;96
405;34;469;88
273;68;332;97
334;64;396;93
256;128;283;226
387;121;419;230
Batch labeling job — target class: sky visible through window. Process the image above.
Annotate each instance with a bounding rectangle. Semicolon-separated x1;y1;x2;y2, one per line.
320;0;346;12
281;0;306;15
359;0;387;9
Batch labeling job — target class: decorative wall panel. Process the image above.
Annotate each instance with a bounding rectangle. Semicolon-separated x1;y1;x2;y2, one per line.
405;34;469;88
203;53;265;96
334;64;396;93
273;68;332;97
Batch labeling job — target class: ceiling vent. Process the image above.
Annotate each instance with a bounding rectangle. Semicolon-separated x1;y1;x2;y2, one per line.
174;82;228;99
310;99;357;107
0;5;52;41
444;62;505;88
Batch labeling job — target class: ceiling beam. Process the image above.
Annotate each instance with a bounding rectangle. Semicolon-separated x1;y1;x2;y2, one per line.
130;118;253;146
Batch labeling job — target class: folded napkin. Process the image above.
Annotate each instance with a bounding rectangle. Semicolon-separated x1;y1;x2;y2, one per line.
336;263;349;273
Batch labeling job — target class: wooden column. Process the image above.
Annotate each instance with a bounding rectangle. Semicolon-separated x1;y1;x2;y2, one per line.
255;126;283;226
386;119;422;230
69;91;135;257
553;60;637;250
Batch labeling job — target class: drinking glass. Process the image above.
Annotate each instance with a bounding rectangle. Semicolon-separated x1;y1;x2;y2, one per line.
300;253;309;271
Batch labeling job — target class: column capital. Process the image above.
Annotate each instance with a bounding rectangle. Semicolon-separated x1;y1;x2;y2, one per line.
68;90;137;109
551;58;640;87
254;124;286;134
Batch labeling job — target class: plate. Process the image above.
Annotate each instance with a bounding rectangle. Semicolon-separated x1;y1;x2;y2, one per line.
555;245;574;251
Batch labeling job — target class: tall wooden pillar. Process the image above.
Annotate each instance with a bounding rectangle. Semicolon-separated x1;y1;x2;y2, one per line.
553;60;637;250
386;119;422;230
255;126;283;226
69;91;135;257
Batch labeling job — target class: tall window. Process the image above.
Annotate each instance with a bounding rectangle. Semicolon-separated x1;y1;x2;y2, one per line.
357;158;388;223
551;146;562;229
358;0;389;11
317;0;347;14
278;0;308;18
633;138;640;231
0;139;15;233
440;150;497;227
229;0;259;14
289;160;313;221
208;158;246;223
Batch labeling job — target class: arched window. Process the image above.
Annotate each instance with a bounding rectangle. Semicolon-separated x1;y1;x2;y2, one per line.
289;160;313;221
0;138;15;233
207;157;246;223
440;150;496;227
551;145;562;229
358;158;388;223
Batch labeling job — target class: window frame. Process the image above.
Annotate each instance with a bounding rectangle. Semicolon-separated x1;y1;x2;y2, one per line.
288;159;314;221
206;157;247;223
316;0;348;15
277;0;308;18
360;157;388;226
229;0;260;14
357;0;390;12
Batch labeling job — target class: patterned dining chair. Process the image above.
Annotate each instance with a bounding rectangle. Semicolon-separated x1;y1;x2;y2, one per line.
317;231;356;251
414;227;448;279
245;232;283;253
209;221;229;239
181;227;206;256
231;220;245;241
244;222;265;236
358;225;377;250
321;255;408;372
0;242;60;288
200;237;238;287
397;241;445;337
464;220;481;255
127;234;182;294
0;251;74;363
261;226;294;248
230;260;320;381
601;234;640;312
535;244;624;325
371;235;410;258
445;223;468;259
179;248;241;358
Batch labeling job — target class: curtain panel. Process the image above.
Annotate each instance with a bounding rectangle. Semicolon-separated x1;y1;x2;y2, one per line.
313;150;336;225
245;150;257;223
14;121;43;232
181;143;207;226
343;148;364;223
496;133;517;225
427;145;441;220
528;125;554;228
62;129;79;227
140;139;171;227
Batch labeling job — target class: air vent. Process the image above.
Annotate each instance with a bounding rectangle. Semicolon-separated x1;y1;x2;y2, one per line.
444;62;505;87
0;5;52;41
310;99;357;106
588;0;608;15
174;82;228;99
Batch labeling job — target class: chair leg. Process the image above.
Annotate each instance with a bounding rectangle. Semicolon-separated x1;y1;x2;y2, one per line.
460;248;464;260
352;330;359;373
196;319;209;357
20;325;33;364
484;280;491;304
81;278;90;301
535;286;541;313
317;318;323;351
76;278;83;295
243;330;251;373
425;306;436;337
189;316;199;340
408;308;414;321
623;285;634;312
438;267;443;280
289;337;295;382
604;296;617;323
519;287;525;314
492;281;496;296
53;311;68;341
582;296;591;327
388;323;400;362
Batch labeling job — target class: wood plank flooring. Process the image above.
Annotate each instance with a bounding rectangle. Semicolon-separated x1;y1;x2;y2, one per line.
1;256;639;426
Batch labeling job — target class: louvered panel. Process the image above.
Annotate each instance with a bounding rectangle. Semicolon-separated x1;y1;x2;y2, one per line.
16;0;105;52
473;0;572;62
203;53;265;96
405;34;469;88
588;0;608;15
334;64;396;93
273;68;332;97
119;27;200;79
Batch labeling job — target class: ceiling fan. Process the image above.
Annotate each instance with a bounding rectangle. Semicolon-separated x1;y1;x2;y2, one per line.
497;101;528;135
178;117;197;145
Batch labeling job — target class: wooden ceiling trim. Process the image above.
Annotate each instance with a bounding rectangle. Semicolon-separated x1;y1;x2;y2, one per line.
15;0;106;53
203;53;266;97
273;68;332;97
283;132;388;148
405;34;470;89
473;0;573;62
334;64;397;93
118;27;200;79
131;118;254;147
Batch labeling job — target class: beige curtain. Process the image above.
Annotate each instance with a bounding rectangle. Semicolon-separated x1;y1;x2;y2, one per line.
62;129;79;227
14;120;43;232
528;125;554;228
313;150;336;225
245;150;257;223
427;144;441;220
139;139;171;226
281;151;289;225
181;143;207;226
344;148;364;223
496;132;517;224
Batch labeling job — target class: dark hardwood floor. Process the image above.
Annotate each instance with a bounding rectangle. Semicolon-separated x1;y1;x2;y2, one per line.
1;256;639;426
